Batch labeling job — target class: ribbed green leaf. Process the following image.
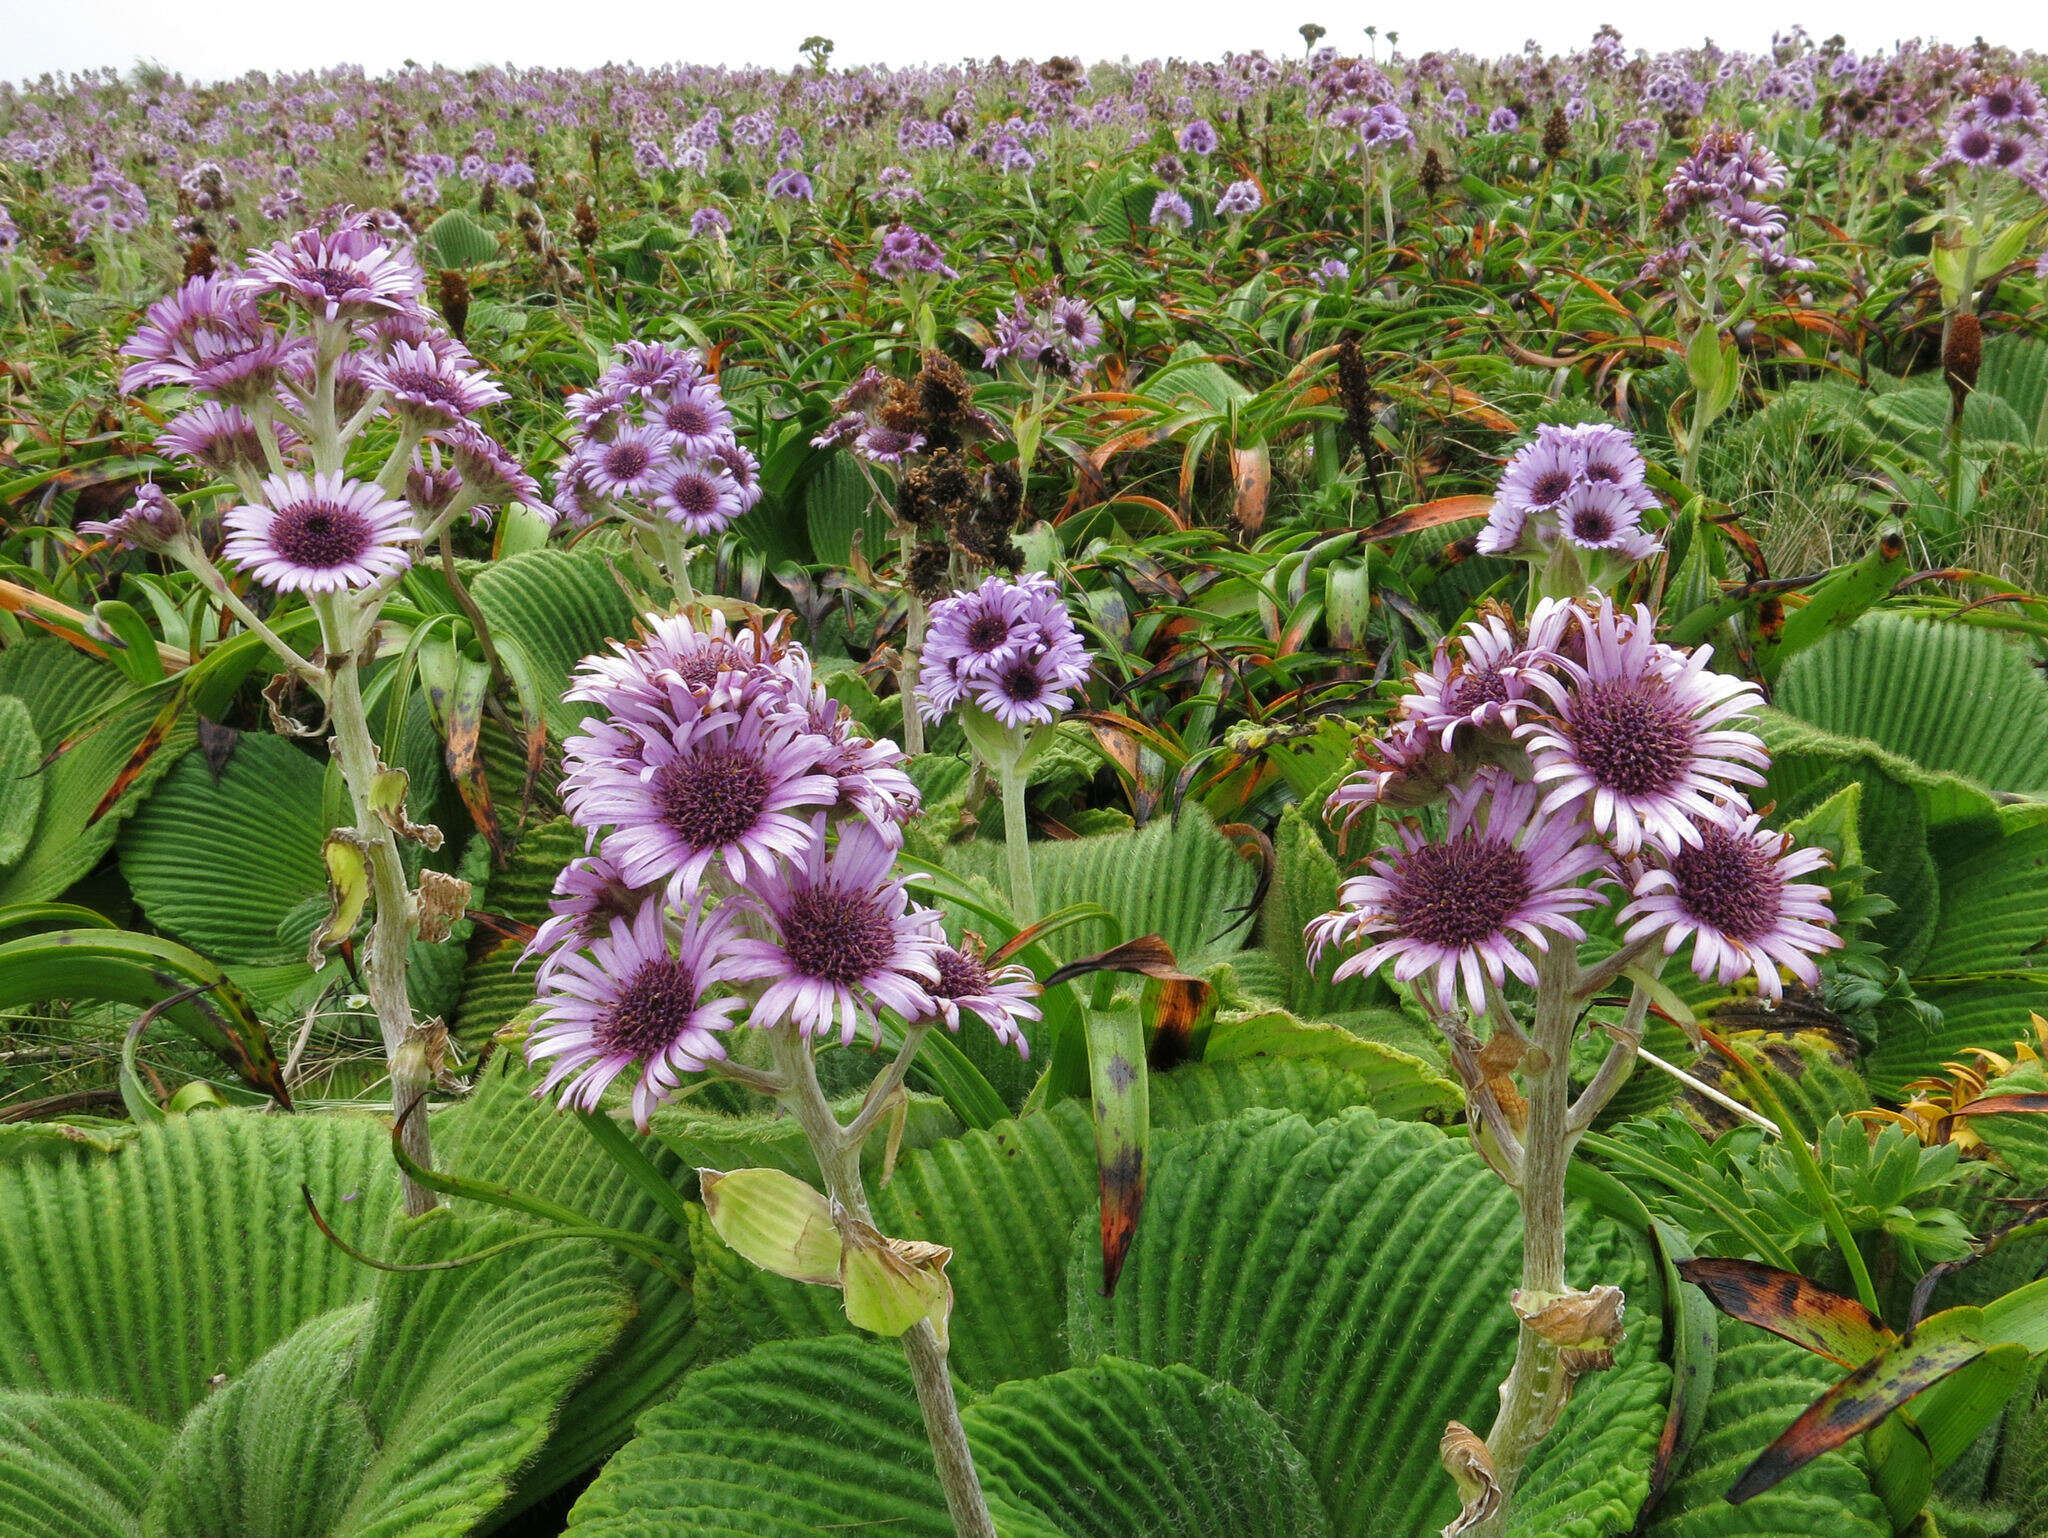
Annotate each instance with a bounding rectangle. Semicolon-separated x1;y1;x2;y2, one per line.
1198;1006;1461;1121
422;209;500;269
652;1087;961;1185
930;806;1261;963
1641;1327;1889;1538
686;1199;847;1358
0;638;193;904
1067;1108;1666;1538
1263;800;1392;1019
565;1337;959;1538
142;1304;377;1538
964;1356;1330;1538
0;695;43;869
803;454;892;567
334;1213;631;1538
0;1392;167;1538
118;733;327;964
1976;333;2048;443
469;549;638;737
438;1055;708;1506
1918;815;2048;978
0;1110;397;1424
451;816;580;1047
1867;979;2048;1099
1775;612;2048;798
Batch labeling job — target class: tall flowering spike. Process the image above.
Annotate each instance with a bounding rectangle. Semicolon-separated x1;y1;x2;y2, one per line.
1518;601;1767;857
916;572;1092;728
529;899;750;1128
1306;770;1612;1015
1619;813;1842;1000
726;821;943;1044
221;471;420;593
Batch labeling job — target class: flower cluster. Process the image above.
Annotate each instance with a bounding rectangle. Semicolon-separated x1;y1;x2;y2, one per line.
871;223;958;282
106;211;536;590
527;609;1039;1125
1650;126;1812;277
1312;597;1839;1014
982;290;1104;382
916;572;1093;730
553;341;761;536
1476;422;1661;592
1934;76;2048;188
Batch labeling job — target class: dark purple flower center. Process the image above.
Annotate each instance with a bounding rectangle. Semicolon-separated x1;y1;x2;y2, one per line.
1960;127;1995;160
999;662;1045;703
1987;89;2017;117
1567;680;1697;798
392;366;463;407
655;746;770;848
1443;664;1510;716
1994;138;2027;169
964;611;1014;653
597;956;702;1056
271;499;373;569
1583;455;1626;484
1389;834;1533;947
664;398;714;435
781;883;897;985
1569;505;1617;543
1670;823;1783;941
671;642;744;688
603;441;653;481
670;474;718;515
305;264;366;299
931;947;992;999
1529;467;1573;505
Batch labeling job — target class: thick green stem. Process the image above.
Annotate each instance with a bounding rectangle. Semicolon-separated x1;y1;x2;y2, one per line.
999;747;1036;923
325;635;438;1217
768;1028;996;1538
899;531;926;757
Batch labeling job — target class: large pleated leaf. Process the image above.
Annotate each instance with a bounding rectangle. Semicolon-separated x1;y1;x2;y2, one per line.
0;1392;168;1538
332;1214;631;1538
0;638;194;904
928;806;1261;962
1976;333;2048;442
962;1356;1330;1538
142;1304;377;1538
1066;1108;1668;1538
117;732;328;964
1775;612;2048;798
469;548;638;737
437;1055;708;1505
1260;800;1393;1020
803;453;893;567
564;1337;959;1538
0;694;43;869
1197;1007;1460;1121
1916;814;2048;978
1866;978;2048;1099
0;1110;397;1424
1641;1327;1889;1538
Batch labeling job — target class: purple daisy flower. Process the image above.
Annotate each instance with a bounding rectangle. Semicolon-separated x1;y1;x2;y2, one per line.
527;898;750;1128
119;274;269;393
853;424;926;466
1556;480;1648;551
156;402;295;478
1619;812;1841;1000
690;207;732;238
609;341;702;398
1151;188;1194;230
972;653;1081;729
1304;770;1611;1015
565;690;840;903
1177;119;1219;155
653;457;744;536
726;820;942;1043
917;573;1052;718
435;423;544;513
653;382;735;458
241;217;425;322
707;441;764;511
364;340;508;428
911;943;1041;1052
1214;180;1264;218
578;423;672;501
221;470;420;593
1402;607;1562;750
1568;423;1650;491
79;482;185;552
1518;601;1768;856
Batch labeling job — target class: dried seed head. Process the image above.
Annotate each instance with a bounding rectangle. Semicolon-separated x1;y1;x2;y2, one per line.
1945;311;1983;416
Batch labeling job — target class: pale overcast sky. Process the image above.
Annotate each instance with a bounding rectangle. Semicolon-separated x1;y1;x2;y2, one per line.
2;0;2035;85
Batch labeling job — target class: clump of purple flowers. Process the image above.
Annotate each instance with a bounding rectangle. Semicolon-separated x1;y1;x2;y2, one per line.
1476;422;1661;595
1214;179;1264;219
983;290;1104;382
1933;75;2048;187
1315;595;1837;1013
529;608;1037;1126
916;571;1093;731
553;341;761;542
1649;126;1812;278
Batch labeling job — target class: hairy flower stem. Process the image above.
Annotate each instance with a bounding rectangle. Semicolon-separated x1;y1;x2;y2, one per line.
1466;952;1648;1538
768;1027;997;1538
899;532;926;756
325;636;438;1216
